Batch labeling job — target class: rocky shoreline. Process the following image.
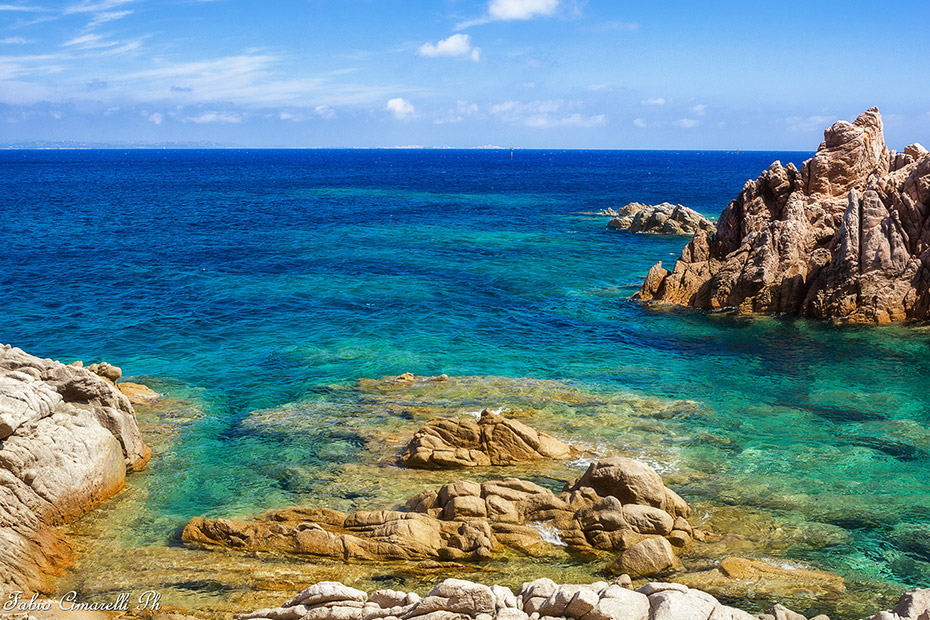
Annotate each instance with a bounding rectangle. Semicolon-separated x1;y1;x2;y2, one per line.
237;578;930;620
636;108;930;322
0;344;150;595
0;359;927;620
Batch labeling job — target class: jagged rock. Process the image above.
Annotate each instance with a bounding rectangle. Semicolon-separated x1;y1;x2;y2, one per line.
675;557;845;599
0;344;149;595
636;108;930;323
402;410;577;468
607;202;716;236
184;458;690;566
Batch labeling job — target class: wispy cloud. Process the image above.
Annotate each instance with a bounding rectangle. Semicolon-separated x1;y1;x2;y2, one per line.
418;34;480;62
185;111;242;124
586;20;640;32
435;100;481;124
458;0;561;29
490;99;605;128
785;114;835;133
641;97;667;105
386;97;415;120
633;118;646;128
690;104;707;115
673;118;699;128
314;104;336;119
0;4;44;11
0;37;33;44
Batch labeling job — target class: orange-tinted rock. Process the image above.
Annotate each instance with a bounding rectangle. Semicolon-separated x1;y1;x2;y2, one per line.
636;107;930;323
402;409;577;468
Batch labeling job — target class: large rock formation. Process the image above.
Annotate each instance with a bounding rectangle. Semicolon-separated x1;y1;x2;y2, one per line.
0;344;150;595
402;410;578;468
636;108;930;322
608;202;716;236
183;457;692;577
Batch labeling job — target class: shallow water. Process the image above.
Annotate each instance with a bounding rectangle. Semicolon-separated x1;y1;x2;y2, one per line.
2;149;929;618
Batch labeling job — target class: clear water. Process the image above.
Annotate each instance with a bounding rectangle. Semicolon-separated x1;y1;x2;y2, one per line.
2;149;929;617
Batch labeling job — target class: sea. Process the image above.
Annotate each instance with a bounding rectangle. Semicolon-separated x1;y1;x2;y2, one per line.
1;149;928;618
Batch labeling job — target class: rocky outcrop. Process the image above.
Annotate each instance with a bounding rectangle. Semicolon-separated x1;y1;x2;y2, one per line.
237;577;874;620
183;457;693;577
402;410;578;468
636;108;930;322
608;203;716;236
0;344;150;595
865;589;930;620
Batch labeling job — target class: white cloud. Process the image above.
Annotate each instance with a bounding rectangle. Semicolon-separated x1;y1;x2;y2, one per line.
386;97;415;120
147;111;163;124
436;100;480;124
314;105;336;119
633;118;646;128
785;114;835;133
186;111;242;124
690;104;707;115
489;0;559;20
458;0;561;28
641;97;666;105
673;118;699;128
491;100;605;128
0;37;32;44
418;34;481;62
587;83;612;92
86;9;131;27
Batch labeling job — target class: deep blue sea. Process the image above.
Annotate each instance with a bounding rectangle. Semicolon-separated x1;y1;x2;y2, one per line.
2;149;929;614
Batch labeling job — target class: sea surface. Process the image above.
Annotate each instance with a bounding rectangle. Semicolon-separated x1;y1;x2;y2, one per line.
2;149;929;618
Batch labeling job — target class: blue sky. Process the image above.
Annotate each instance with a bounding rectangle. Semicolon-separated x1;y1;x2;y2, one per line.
1;0;928;148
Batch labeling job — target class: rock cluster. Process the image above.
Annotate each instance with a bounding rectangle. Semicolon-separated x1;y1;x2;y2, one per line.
636;108;930;322
865;589;930;620
236;577;861;620
0;344;150;594
608;203;716;236
402;410;578;468
183;457;692;577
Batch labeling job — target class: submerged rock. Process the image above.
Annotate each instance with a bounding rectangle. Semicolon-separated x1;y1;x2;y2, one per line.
675;556;845;599
183;458;690;576
402;409;578;468
0;344;150;595
636;107;930;323
608;202;716;236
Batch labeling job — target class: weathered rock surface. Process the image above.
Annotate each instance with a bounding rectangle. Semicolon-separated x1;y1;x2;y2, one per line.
184;457;691;577
636;108;930;323
235;577;825;620
402;409;578;468
0;344;150;595
865;588;930;620
675;557;845;599
608;203;716;236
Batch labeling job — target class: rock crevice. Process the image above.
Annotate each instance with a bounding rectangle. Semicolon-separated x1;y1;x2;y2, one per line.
636;108;930;323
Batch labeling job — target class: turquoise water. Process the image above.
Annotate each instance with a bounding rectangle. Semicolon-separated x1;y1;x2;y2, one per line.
2;149;929;608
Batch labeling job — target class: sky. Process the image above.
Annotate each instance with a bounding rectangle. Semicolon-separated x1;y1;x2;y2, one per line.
1;0;929;149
